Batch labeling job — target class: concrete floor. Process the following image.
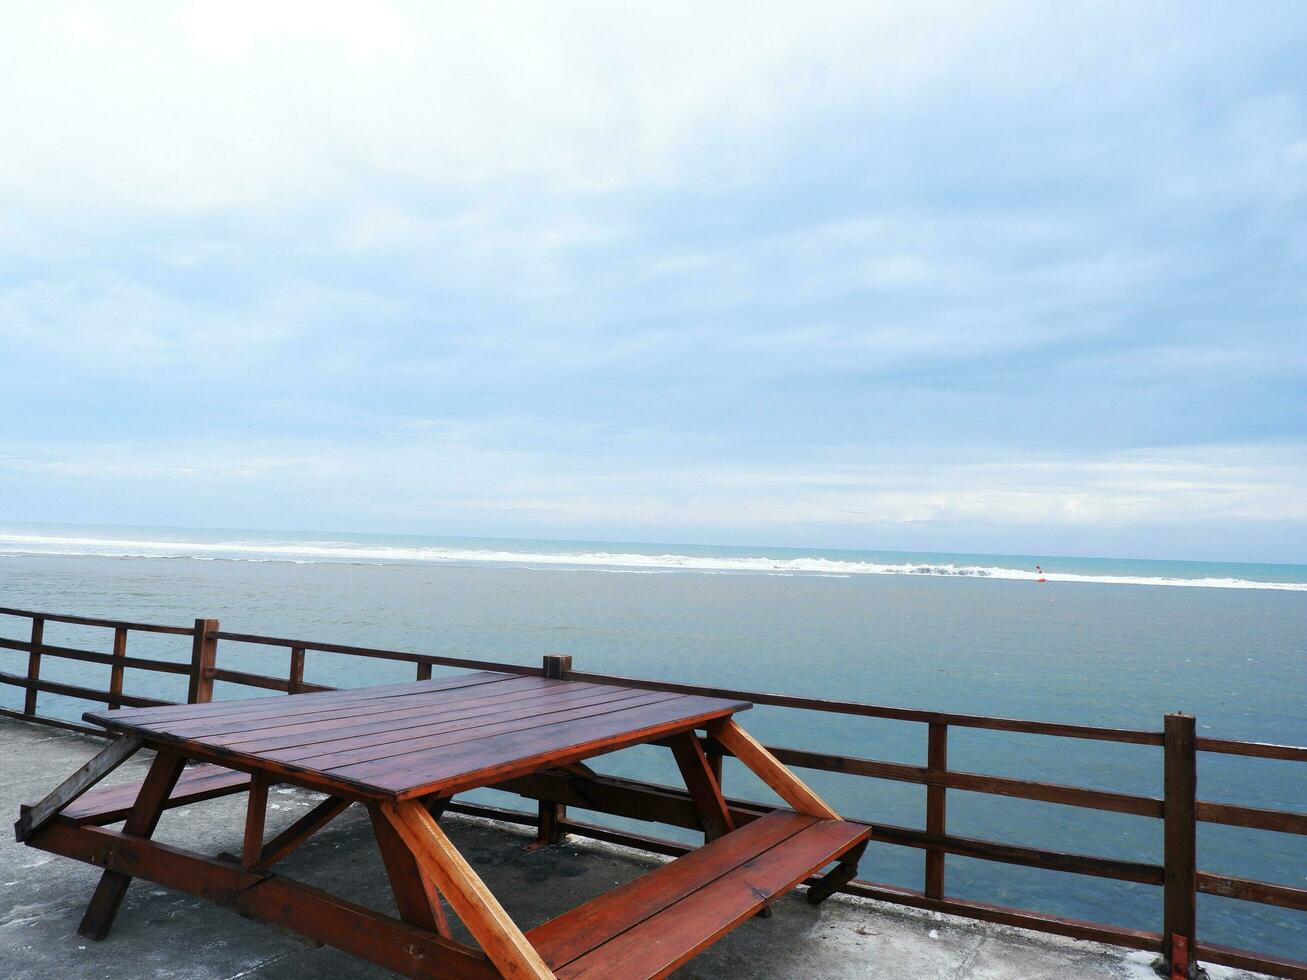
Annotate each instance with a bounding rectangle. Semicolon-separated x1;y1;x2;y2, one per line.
0;718;1272;979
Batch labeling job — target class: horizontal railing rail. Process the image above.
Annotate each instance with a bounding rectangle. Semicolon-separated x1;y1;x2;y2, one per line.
0;604;1303;980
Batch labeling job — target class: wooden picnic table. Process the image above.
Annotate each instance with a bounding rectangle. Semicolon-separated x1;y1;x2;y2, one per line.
16;671;869;979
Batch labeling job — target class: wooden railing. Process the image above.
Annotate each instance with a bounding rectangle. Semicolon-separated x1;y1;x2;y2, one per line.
1;606;1304;979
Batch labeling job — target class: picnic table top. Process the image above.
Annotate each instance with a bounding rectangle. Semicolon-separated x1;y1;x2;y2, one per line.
86;672;751;802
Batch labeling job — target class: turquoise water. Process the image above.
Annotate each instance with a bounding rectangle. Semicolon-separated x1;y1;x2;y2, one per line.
0;523;1304;961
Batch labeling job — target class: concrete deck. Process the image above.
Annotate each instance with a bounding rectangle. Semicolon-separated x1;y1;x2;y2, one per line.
0;718;1270;980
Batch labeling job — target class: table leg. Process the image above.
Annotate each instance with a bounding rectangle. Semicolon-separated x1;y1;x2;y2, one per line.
379;800;557;980
667;731;735;842
241;772;269;869
368;803;451;938
78;751;186;940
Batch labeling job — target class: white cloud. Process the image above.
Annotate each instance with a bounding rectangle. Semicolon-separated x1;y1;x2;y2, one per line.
0;0;1173;209
5;434;1304;533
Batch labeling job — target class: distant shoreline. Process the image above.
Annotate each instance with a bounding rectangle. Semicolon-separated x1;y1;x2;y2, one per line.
2;526;1305;591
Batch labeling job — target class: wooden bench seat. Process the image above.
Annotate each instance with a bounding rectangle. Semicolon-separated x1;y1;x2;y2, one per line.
526;809;870;979
56;764;253;825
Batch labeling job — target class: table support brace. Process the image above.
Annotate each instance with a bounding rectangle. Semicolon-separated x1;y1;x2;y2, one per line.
380;800;557;980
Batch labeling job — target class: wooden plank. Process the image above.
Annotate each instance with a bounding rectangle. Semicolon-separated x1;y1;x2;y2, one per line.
78;751;187;939
380;801;556;980
496;770;707;830
535;655;572;847
868;823;1164;885
0;606;194;634
28;821;499;979
1197;941;1307;980
528;811;814;968
108;627;127;710
336;696;729;783
1163;713;1197;977
0;635;192;675
555;819;869;979
369;803;450;936
103;670;515;726
254;796;352;871
702;739;1165;818
807;841;866;905
288;645;306;694
222;682;645;756
1196;736;1307;763
14;734;143;841
0;669;170;709
566;669;1163;745
1197;871;1307;912
23;615;43;716
668;731;734;842
707;718;840;820
924;722;947;898
489;769;1168;886
1197;800;1307;835
280;690;679;771
62;764;252;824
342;697;747;799
447;800;1171;951
140;676;557;738
211;629;543;676
208;667;329;695
187;618;219;704
242;772;270;869
124;676;540;734
57;732;387;804
163;677;563;741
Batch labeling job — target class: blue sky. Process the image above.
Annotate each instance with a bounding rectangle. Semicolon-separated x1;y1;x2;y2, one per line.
1;1;1305;561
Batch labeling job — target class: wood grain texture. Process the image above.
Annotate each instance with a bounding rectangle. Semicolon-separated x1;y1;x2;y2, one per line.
1163;713;1197;974
528;811;814;967
707;718;840;820
23;616;43;716
531;812;869;979
924;722;947;898
60;763;251;825
242;772;270;869
369;803;450;937
86;680;745;803
78;751;187;939
380;801;556;980
15;734;142;841
668;731;734;842
31;821;500;979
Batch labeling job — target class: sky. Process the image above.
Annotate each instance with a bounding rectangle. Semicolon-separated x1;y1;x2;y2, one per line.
1;1;1305;562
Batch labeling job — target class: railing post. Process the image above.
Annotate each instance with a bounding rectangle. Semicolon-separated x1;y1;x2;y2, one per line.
706;745;724;788
1163;712;1198;980
23;616;44;716
535;654;573;847
415;661;433;682
187;618;219;704
108;627;127;710
925;722;948;898
288;646;306;695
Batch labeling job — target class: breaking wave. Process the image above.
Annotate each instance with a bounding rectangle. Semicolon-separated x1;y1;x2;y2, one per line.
1;532;1304;591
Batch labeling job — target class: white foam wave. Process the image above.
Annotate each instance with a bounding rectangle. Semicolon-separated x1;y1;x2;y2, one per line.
1;532;1304;591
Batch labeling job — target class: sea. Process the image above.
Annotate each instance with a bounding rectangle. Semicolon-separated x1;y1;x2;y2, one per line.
1;522;1304;961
